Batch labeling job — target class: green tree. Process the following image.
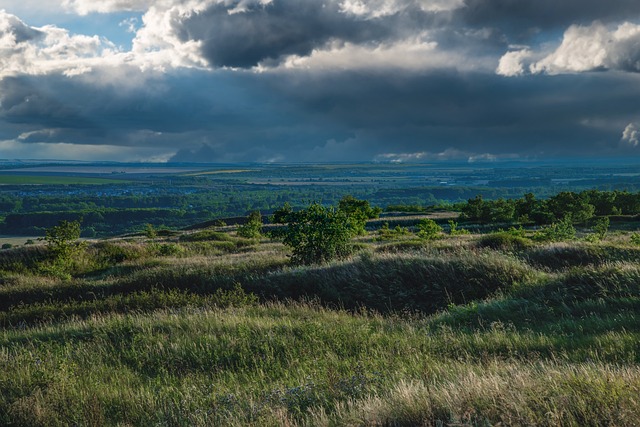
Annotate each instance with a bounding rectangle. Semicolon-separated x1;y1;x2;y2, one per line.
547;192;595;223
42;219;85;278
144;223;157;238
337;195;382;235
237;211;263;238
273;202;357;265
417;218;443;240
592;216;610;240
271;202;293;224
460;195;486;221
533;216;575;242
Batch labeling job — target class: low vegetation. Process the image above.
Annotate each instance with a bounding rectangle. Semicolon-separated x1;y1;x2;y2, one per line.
1;194;639;425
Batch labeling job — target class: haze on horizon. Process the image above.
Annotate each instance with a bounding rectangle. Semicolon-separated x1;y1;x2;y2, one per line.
0;0;639;164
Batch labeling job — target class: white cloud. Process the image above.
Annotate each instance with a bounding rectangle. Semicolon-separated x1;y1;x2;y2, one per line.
271;35;493;72
496;48;533;76
340;0;464;18
62;0;154;15
622;122;640;146
499;21;640;76
0;10;121;79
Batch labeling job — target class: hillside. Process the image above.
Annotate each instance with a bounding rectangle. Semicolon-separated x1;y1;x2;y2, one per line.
0;221;639;425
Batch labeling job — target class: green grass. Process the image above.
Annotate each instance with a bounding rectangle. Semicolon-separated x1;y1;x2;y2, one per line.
0;175;130;185
0;230;639;425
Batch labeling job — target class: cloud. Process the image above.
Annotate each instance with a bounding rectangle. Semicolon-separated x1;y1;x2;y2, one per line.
62;0;154;15
126;0;470;69
532;22;640;74
0;10;121;79
498;22;640;76
460;0;640;32
622;123;640;147
495;47;533;76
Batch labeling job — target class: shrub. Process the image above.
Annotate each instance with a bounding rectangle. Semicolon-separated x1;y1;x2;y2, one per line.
476;232;530;250
237;211;263;239
143;223;157;239
148;243;185;257
272;202;357;265
338;195;382;235
1;243;12;250
39;220;85;279
417;219;442;240
448;220;470;236
631;232;640;246
533;216;575;242
592;216;610;240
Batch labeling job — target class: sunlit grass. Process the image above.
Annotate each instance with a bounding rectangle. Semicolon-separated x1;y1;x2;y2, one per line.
1;229;639;425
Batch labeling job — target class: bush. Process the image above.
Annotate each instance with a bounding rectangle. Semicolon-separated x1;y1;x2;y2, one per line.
143;223;157;239
272;202;357;265
476;232;530;251
417;219;442;240
533;216;575;242
592;216;610;240
448;220;470;236
148;243;185;257
1;243;12;250
40;220;85;279
237;211;262;239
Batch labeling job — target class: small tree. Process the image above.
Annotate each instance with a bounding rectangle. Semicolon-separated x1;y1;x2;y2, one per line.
144;223;157;239
42;219;85;278
338;195;382;235
448;220;469;236
533;216;575;242
417;218;442;240
273;202;356;265
237;211;263;238
592;216;610;240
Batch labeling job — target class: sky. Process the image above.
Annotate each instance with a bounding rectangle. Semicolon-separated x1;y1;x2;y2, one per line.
0;1;639;163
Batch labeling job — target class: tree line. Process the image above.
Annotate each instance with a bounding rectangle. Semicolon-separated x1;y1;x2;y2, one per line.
459;190;640;224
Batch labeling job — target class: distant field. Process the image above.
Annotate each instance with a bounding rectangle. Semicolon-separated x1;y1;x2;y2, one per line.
0;175;130;185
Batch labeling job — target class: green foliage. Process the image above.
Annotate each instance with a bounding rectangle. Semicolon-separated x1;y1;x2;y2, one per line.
180;230;234;242
148;243;185;257
271;202;293;224
337;195;382;235
547;191;595;223
416;218;442;240
385;204;427;213
144;223;157;238
592;216;610;240
631;232;640;246
1;243;12;250
41;220;85;278
533;216;576;242
273;202;357;265
376;223;411;240
448;220;469;235
237;211;262;239
476;232;531;251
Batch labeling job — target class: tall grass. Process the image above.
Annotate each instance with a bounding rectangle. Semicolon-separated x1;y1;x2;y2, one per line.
1;231;639;425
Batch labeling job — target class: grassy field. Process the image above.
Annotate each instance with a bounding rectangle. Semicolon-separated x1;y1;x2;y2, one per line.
0;175;130;185
0;225;639;425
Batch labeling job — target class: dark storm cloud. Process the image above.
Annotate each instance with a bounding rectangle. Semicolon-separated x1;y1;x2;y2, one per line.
176;0;441;68
460;0;640;30
3;63;639;162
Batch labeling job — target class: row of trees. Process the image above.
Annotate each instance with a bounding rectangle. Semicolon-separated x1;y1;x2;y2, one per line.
460;190;640;225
